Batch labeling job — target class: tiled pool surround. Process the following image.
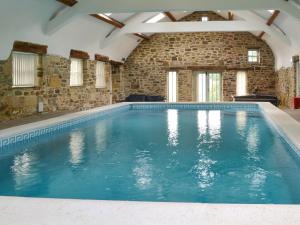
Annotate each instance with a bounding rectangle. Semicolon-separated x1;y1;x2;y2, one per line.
0;102;300;225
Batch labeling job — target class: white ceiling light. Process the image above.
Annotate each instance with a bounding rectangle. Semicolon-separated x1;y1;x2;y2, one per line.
145;13;165;23
105;13;112;16
268;10;275;14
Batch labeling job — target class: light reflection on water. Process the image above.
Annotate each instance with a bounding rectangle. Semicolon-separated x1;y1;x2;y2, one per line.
167;109;178;147
195;110;221;189
133;150;153;190
69;130;85;166
11;152;37;190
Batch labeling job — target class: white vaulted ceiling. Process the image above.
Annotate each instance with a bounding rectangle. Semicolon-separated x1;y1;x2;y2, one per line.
0;0;299;69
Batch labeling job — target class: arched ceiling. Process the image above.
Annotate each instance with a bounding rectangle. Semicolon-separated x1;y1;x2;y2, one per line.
0;0;299;69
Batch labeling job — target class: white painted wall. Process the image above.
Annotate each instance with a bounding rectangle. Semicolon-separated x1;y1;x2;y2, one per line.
0;0;140;62
0;0;299;69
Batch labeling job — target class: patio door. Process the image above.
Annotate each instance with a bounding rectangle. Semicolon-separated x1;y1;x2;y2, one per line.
196;72;222;102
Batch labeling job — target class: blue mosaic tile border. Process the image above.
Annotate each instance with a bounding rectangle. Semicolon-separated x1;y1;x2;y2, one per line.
130;103;259;111
0;105;130;149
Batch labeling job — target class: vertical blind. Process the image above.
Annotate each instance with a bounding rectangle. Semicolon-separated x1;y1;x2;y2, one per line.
96;61;106;88
70;58;83;86
236;71;247;96
12;52;38;87
168;71;177;102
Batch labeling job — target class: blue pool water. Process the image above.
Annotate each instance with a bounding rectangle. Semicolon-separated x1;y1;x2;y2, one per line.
1;107;300;204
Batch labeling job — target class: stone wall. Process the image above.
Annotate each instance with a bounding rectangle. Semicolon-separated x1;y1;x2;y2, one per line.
123;12;275;101
112;64;125;103
0;54;112;120
275;66;296;108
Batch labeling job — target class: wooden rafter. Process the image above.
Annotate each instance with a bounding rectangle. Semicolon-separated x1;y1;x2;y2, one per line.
57;0;78;7
91;14;124;29
228;12;234;20
164;12;176;21
91;14;150;40
56;0;149;40
258;10;280;39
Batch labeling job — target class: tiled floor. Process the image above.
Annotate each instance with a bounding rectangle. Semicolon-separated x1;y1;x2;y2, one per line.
0;111;74;130
284;109;300;122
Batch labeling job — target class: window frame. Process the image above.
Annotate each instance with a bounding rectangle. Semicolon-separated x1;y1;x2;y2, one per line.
12;51;38;88
95;61;106;89
70;58;83;87
247;49;260;63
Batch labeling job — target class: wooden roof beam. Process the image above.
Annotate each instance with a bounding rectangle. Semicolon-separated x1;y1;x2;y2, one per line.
258;10;280;39
56;0;78;7
228;12;234;20
164;12;177;21
56;0;149;40
91;14;150;40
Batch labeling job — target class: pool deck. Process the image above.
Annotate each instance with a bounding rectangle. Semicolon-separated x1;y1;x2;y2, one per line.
0;197;300;225
1;102;300;225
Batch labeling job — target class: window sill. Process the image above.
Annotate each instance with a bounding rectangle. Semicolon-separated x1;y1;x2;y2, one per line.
12;85;36;88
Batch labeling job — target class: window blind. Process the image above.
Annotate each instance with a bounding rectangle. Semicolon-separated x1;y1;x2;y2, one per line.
12;52;38;87
96;61;106;88
236;71;247;96
70;58;83;86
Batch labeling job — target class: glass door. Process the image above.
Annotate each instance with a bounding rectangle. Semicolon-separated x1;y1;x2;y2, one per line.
196;72;222;102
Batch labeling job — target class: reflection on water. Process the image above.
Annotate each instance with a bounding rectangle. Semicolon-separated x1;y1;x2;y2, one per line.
197;110;221;142
11;152;36;190
69;130;85;166
197;111;208;136
133;150;153;190
195;110;220;189
167;109;178;146
247;124;260;161
95;122;106;153
192;158;217;189
236;111;247;134
208;111;221;138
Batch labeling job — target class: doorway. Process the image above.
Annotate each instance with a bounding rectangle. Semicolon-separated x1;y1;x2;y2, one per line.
194;72;222;102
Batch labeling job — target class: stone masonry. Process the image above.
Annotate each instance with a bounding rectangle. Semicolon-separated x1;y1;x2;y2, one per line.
275;66;296;108
123;11;276;101
0;54;112;120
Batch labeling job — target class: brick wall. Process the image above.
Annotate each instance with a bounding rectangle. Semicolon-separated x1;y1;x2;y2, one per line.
123;12;276;101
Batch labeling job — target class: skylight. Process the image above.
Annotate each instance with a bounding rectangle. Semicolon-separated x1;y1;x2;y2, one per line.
146;13;165;23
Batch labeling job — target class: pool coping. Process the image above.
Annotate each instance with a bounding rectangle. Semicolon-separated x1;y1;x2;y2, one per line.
1;102;300;225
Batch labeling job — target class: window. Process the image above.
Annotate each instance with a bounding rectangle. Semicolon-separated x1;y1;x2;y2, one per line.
70;58;83;86
196;72;222;102
12;52;38;87
96;61;106;88
201;16;208;22
168;71;177;102
248;49;260;63
236;71;247;96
